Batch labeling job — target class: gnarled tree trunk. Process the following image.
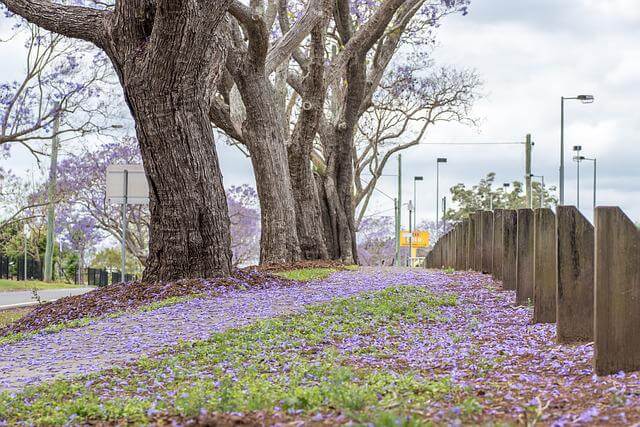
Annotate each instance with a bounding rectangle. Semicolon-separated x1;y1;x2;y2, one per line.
1;0;235;281
287;22;329;260
236;72;301;264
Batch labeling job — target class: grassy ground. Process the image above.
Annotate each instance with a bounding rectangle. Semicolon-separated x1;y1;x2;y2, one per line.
275;265;358;282
0;308;32;328
0;279;84;292
0;286;461;425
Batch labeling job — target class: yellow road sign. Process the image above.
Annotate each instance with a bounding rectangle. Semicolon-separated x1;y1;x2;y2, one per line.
400;230;430;247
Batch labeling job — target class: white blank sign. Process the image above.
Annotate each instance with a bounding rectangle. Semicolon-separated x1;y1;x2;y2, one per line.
106;164;150;204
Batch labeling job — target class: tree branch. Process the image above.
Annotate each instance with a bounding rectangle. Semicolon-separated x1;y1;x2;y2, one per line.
1;0;110;46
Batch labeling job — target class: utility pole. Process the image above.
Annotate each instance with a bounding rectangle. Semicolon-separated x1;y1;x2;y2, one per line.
394;197;399;266
43;111;61;282
395;155;402;267
442;197;447;232
525;134;532;208
408;200;413;267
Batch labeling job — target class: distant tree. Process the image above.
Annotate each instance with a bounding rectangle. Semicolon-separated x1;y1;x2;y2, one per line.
0;24;115;157
56;138;149;265
90;247;143;274
227;185;261;267
444;173;557;221
356;216;395;266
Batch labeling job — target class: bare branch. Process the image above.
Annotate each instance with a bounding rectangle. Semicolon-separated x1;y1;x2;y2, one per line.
1;0;110;46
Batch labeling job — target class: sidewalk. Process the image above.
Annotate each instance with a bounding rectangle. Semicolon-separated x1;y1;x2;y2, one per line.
0;287;95;310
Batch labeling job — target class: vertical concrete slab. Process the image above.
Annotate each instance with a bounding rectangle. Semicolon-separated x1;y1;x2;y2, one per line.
556;206;594;343
492;209;505;280
481;211;494;274
533;208;557;324
516;208;534;305
474;212;483;271
594;207;640;375
502;210;518;290
468;214;478;270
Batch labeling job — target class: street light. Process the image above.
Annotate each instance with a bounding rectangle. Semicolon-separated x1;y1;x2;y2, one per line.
435;158;447;236
413;176;423;230
573;145;582;208
560;95;594;205
577;156;597;211
408;200;414;267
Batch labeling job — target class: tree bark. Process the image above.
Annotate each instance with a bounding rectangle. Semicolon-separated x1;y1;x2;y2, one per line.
236;72;302;264
287;22;329;260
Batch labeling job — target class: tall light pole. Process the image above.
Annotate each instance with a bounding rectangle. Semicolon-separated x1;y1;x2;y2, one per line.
435;157;447;236
578;156;597;212
573;145;582;208
560;95;594;205
413;176;423;230
408;200;414;267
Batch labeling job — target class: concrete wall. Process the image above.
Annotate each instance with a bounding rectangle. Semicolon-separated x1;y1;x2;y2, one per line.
516;209;534;305
533;208;557;323
556;206;594;343
502;210;518;290
492;209;505;280
481;211;494;274
594;207;640;375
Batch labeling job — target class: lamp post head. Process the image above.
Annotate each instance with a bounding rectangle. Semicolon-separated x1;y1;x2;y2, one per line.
437;158;447;163
503;183;510;188
573;145;582;151
577;94;595;103
408;200;414;211
414;176;424;181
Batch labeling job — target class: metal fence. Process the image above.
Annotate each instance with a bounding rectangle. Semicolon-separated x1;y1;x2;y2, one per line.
16;257;43;281
87;268;109;287
0;255;9;279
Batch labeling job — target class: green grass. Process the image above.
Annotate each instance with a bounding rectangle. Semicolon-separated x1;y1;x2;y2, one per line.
275;265;358;281
0;295;199;345
0;279;85;292
0;286;459;425
0;308;32;328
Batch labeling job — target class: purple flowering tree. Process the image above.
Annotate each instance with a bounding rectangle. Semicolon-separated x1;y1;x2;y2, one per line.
356;216;396;266
55;207;101;283
227;185;261;267
0;22;115;157
56;137;149;265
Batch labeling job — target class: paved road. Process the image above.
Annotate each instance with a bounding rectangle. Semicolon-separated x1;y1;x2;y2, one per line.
0;288;95;309
0;269;445;392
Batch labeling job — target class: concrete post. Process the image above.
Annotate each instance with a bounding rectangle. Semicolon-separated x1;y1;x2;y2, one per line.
492;209;505;280
533;208;557;323
516;208;534;305
594;207;640;375
474;212;483;271
468;213;478;271
502;209;518;290
481;211;494;274
556;206;594;343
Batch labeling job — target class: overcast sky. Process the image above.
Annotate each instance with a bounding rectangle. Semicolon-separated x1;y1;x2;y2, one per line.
2;0;639;227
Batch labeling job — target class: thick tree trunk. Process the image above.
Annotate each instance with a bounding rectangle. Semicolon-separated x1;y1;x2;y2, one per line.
289;147;329;260
128;91;233;281
108;18;234;282
236;73;301;264
287;22;329;260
